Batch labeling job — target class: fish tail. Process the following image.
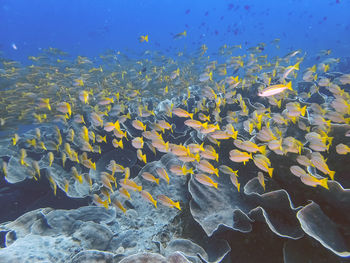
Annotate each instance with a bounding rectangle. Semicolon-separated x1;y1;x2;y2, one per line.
153;200;157;208
119;139;124;149
237;183;241;192
300;105;307;116
189;113;193;120
259;145;267;155
268;167;274;178
102;199;109;210
319;178;329;189
195;153;200;163
138;185;143;192
328;170;335;181
156;178;160;185
174;201;181;211
214;168;219;177
286;81;293;91
213;182;218;189
294;62;300;70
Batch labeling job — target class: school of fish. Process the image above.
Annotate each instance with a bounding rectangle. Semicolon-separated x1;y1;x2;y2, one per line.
0;42;350;215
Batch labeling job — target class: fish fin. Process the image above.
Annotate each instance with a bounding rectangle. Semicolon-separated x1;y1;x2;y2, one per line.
300;105;307;116
174;201;181;211
319;178;329;189
259;145;267;155
102;199;109;210
268;167;274;178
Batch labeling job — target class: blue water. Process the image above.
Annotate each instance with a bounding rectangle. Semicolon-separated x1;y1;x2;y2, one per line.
1;0;349;62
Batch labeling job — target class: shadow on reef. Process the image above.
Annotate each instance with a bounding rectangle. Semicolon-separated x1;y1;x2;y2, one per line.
0;173;88;225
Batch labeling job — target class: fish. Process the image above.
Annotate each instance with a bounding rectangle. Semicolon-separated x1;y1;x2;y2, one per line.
48;152;54;166
132;137;144;149
230;173;240;192
71;167;83;183
111;198;127;213
119;179;142;192
141;172;159;184
253;154;274;177
104;120;120;132
310;152;335;180
56;102;72;116
258;81;293;97
172;108;193;119
157;194;181;210
184;119;208;130
170;144;190;156
257;172;265;191
137;149;147;164
200;145;219;162
12;133;19;145
229;150;252;165
194;173;218;188
140;190;157;208
336;143;350;155
219;165;238;177
236;140;266;155
119;187;131;200
173;30;187;39
79;90;90;104
101;173;114;192
290;165;308;177
300;174;329;189
169;164;193;176
139;35;149;42
132;120;147;131
2;162;8;178
112;139;124;149
156;167;170;184
198;160;219;177
93;194;109;209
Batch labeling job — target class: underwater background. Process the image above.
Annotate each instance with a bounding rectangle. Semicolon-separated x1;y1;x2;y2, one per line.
1;0;350;262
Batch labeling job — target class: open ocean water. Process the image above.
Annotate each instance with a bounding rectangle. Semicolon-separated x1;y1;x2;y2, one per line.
0;0;350;262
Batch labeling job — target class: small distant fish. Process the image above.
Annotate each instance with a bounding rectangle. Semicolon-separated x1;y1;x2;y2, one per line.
173;30;187;39
139;35;149;42
11;43;18;50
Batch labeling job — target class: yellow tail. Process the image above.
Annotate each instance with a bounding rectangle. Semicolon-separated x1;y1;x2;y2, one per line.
174;201;181;210
102;199;109;210
259;145;267;155
268;167;274;178
300;105;307;116
319;178;329;189
328;170;335;181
